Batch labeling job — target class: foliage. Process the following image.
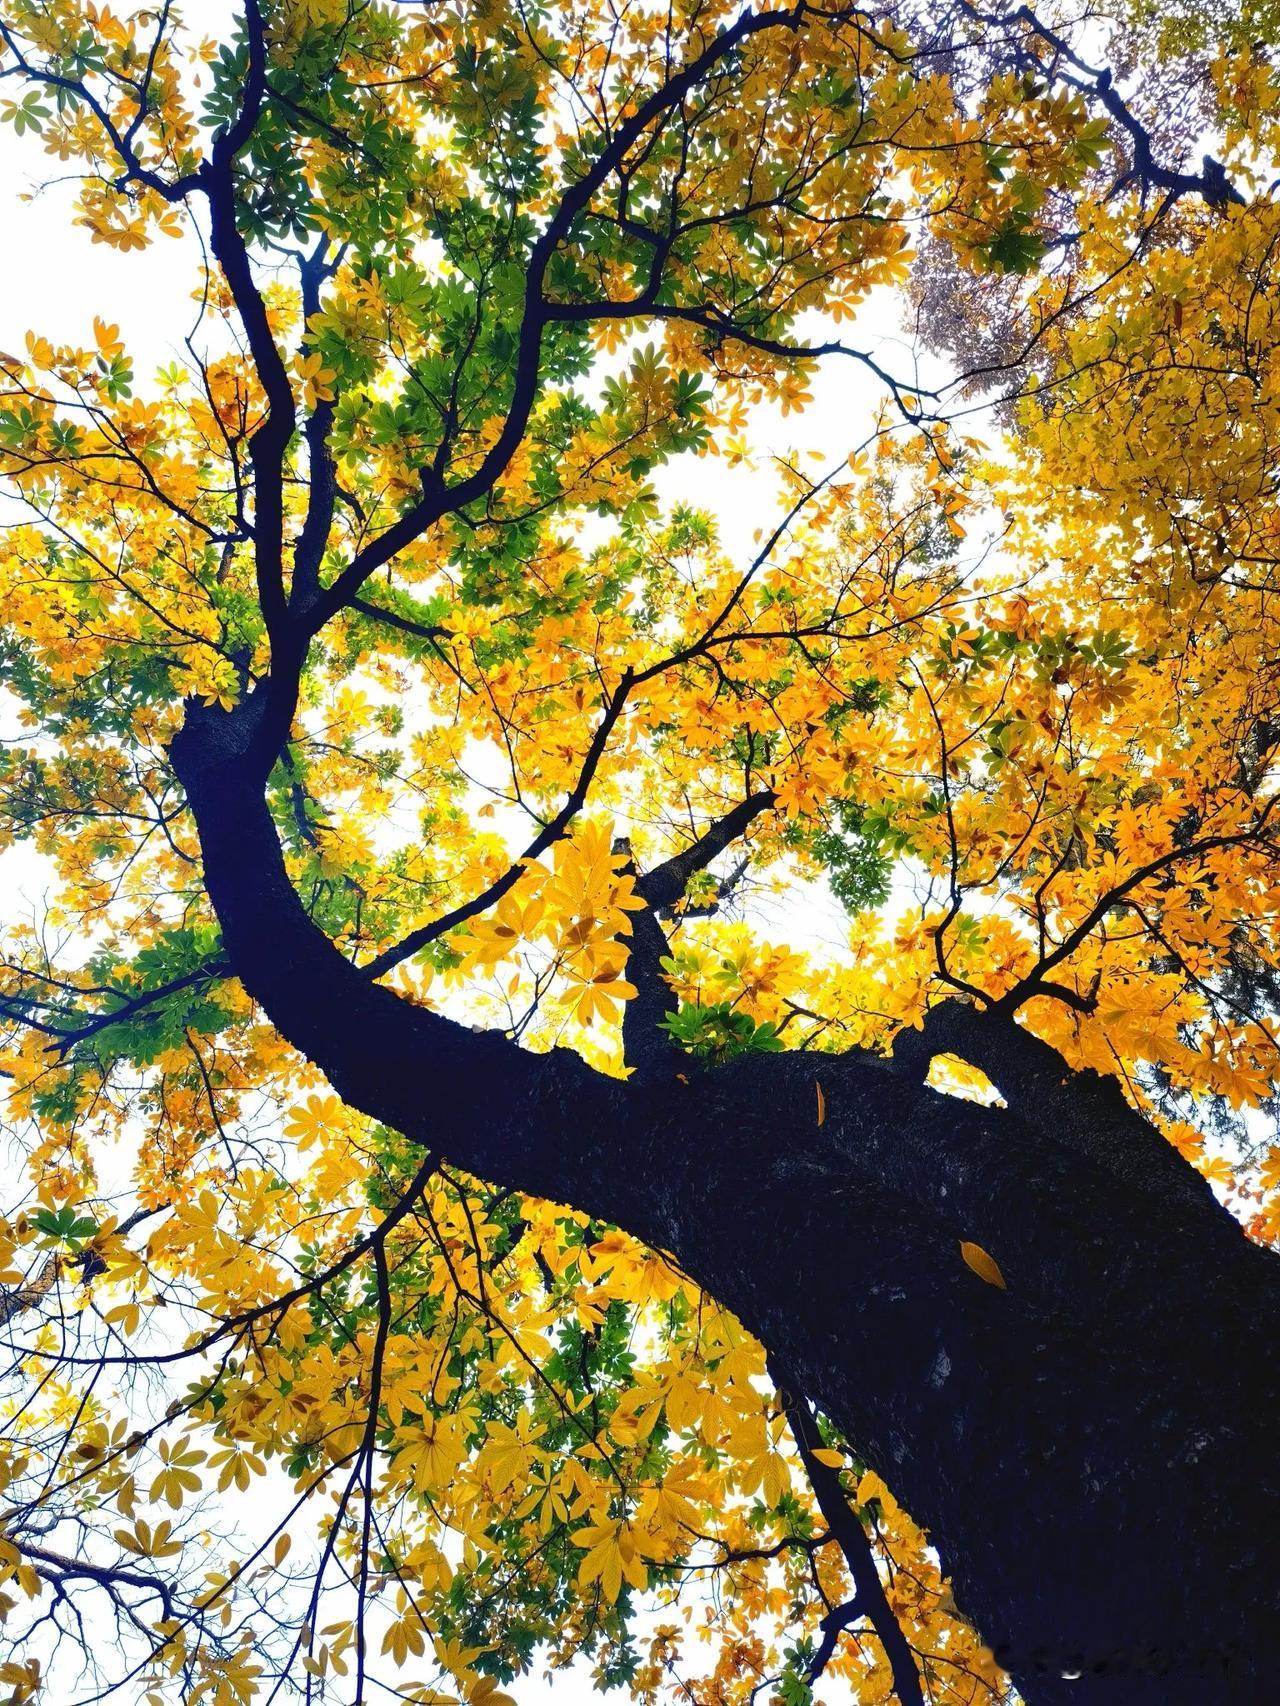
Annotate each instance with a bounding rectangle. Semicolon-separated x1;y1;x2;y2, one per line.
0;1;1276;1703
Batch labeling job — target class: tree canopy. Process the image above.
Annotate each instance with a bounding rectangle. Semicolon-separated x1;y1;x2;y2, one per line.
0;2;1278;1704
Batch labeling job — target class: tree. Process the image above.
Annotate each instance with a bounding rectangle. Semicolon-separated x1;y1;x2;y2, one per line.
0;1;1276;1702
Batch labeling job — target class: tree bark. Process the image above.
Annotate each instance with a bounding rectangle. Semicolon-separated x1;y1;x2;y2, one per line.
172;699;1280;1705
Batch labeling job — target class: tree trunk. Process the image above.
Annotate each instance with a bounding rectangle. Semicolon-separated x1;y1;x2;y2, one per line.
172;702;1280;1705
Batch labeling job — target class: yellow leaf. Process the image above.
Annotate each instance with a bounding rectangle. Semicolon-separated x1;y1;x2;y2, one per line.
469;1680;517;1706
811;1447;844;1469
762;1450;788;1507
815;1080;825;1126
959;1240;1006;1289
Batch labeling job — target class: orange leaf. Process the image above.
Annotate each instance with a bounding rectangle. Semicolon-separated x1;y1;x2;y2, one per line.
959;1240;1006;1289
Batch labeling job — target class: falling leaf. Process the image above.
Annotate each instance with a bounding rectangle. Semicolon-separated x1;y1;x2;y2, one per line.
959;1241;1006;1289
815;1080;826;1126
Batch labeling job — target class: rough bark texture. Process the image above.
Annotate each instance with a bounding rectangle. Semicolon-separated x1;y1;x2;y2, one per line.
172;698;1280;1706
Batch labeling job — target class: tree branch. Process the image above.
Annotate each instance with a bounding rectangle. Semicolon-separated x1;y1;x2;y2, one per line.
1000;820;1277;1008
360;672;635;979
769;1356;925;1706
290;234;341;601
891;999;1222;1215
961;2;1245;209
636;792;777;910
196;0;295;646
299;2;823;640
614;837;677;1075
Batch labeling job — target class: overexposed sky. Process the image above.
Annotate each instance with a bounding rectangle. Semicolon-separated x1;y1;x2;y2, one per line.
0;86;957;962
0;33;986;1697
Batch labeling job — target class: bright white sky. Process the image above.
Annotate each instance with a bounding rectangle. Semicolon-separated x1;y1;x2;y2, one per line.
0;55;959;1705
0;92;956;955
0;13;1261;1701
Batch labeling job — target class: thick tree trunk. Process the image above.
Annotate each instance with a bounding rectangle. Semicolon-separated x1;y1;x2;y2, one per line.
172;703;1280;1705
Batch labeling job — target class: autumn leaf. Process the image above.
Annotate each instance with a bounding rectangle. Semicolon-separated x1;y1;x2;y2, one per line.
959;1241;1007;1290
0;2;1271;1702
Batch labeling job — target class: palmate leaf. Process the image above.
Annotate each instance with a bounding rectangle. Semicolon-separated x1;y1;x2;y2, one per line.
0;1;1274;1704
